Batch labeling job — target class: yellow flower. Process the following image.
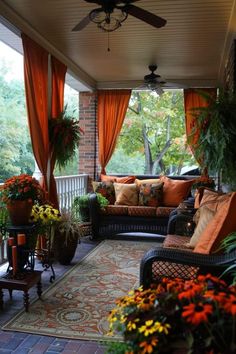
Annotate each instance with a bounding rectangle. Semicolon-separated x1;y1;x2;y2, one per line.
139;320;156;336
154;322;171;335
127;321;137;331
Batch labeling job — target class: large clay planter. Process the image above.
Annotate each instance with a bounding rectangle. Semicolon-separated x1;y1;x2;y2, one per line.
7;200;33;225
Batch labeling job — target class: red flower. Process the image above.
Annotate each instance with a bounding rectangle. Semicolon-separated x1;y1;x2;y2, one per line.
182;302;213;326
204;290;227;304
178;284;204;300
222;294;236;315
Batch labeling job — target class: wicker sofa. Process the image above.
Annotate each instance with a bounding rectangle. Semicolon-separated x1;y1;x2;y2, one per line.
89;174;194;240
140;190;236;288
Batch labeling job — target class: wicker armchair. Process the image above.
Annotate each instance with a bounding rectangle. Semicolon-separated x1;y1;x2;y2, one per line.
140;212;236;288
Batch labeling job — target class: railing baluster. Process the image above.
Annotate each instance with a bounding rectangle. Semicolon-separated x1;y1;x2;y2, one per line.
55;174;89;211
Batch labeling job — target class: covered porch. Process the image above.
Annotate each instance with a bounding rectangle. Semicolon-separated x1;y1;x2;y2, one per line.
0;1;236;353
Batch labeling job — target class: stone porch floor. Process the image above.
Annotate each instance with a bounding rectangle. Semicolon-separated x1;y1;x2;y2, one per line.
0;237;106;354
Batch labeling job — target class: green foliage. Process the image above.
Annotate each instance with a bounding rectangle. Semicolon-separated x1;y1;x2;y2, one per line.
107;148;144;174
219;232;236;285
105;341;130;354
0;62;34;182
191;90;236;187
109;90;195;175
0;61;80;181
73;193;108;210
55;209;81;246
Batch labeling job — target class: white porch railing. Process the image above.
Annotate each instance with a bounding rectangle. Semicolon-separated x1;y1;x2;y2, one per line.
0;174;89;265
55;174;89;211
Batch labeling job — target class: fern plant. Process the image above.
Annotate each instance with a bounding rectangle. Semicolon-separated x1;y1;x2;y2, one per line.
49;107;84;169
190;90;236;188
219;232;236;285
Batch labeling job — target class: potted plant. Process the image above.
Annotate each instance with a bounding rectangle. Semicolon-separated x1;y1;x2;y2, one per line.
0;174;44;225
73;193;109;222
53;209;81;265
49;107;84;169
191;90;236;190
108;274;236;353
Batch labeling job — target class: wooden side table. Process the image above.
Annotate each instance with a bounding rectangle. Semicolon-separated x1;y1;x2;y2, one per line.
0;270;42;312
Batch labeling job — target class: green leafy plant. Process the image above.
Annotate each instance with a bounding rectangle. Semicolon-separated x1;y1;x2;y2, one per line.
49;107;84;169
73;193;109;221
55;209;81;246
190;90;236;188
219;232;236;285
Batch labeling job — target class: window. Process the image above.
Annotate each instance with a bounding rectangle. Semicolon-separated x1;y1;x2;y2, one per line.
107;90;196;176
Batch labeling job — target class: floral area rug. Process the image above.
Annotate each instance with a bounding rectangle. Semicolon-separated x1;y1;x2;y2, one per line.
2;240;158;341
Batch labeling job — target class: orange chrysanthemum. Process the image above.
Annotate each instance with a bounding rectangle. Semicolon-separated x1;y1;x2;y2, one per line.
139;337;158;354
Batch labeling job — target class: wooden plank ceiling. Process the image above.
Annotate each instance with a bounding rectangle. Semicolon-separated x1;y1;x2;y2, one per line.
0;0;235;91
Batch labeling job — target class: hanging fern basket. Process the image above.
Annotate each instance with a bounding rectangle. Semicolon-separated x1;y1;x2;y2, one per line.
49;110;84;169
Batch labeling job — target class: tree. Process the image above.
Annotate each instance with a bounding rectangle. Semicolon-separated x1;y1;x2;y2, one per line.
107;90;195;175
0;62;34;182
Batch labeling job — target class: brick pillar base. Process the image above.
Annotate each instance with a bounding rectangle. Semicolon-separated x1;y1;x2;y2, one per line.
79;92;98;187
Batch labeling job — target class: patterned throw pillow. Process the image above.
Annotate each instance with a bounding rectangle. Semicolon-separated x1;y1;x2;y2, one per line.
114;183;139;206
139;182;164;207
92;181;115;205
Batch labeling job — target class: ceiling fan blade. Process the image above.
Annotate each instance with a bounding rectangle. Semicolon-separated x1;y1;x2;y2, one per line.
125;4;166;28
84;0;104;4
72;14;92;31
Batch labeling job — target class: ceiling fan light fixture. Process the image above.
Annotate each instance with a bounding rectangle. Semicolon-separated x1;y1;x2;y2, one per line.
90;8;128;32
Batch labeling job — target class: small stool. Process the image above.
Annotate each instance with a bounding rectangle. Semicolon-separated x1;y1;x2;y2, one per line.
0;270;42;312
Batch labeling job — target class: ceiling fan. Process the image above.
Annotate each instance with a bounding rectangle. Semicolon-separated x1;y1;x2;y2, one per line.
138;65;166;95
72;0;167;32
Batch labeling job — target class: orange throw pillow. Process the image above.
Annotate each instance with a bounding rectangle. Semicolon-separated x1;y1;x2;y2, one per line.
116;176;136;184
160;176;194;207
100;174;117;182
199;188;228;212
194;192;236;254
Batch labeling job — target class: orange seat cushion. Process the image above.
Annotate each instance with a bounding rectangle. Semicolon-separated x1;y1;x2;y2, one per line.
194;192;236;254
127;206;157;217
160;176;194;207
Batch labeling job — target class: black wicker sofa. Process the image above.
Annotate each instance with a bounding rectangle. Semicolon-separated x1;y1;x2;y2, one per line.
89;174;194;240
140;209;236;288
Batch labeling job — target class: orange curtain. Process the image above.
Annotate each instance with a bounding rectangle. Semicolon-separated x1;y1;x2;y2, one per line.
184;88;217;167
22;33;49;192
51;56;67;118
97;89;131;174
49;56;67;208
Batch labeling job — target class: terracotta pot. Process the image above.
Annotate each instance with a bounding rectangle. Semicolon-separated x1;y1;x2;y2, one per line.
7;200;33;225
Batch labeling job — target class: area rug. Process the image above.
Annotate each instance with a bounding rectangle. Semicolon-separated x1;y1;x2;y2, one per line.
2;239;158;341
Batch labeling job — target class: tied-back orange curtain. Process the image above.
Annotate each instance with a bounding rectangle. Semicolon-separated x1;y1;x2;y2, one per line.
49;56;67;208
22;33;49;192
97;89;131;174
51;56;67;118
184;88;217;166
